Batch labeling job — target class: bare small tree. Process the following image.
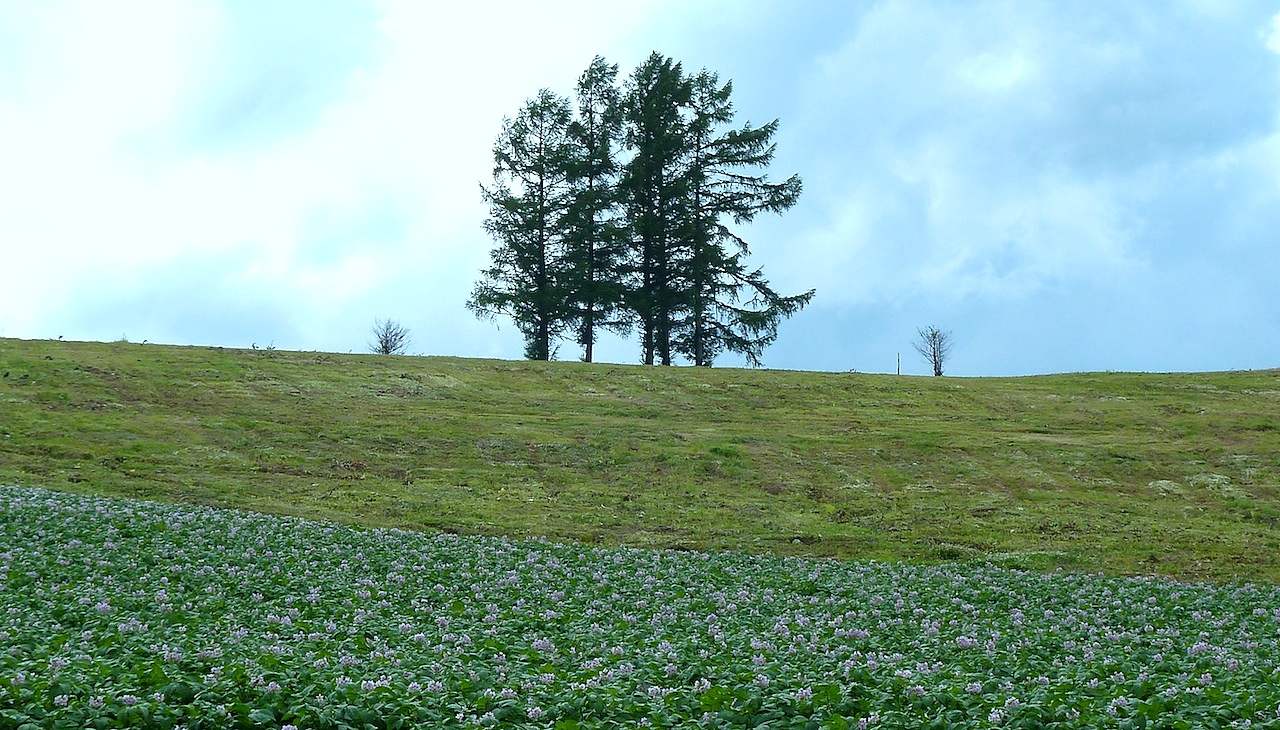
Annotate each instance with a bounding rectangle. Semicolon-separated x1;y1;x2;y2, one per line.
913;326;953;376
369;318;412;355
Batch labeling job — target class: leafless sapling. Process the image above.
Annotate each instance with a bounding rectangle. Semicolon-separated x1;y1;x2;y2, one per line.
913;326;953;376
369;318;412;355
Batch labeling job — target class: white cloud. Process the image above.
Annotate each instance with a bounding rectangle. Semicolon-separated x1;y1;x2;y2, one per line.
0;0;675;345
955;49;1038;94
789;1;1274;287
2;0;1278;373
1265;11;1280;54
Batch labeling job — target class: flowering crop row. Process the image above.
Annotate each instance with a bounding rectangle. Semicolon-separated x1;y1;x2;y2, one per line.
1;485;1278;728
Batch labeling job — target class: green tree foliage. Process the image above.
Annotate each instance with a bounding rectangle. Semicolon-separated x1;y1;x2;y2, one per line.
678;69;813;366
563;56;628;363
468;90;574;360
471;54;812;366
620;53;694;366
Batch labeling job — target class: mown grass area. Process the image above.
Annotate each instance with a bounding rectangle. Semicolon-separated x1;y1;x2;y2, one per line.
1;337;1277;582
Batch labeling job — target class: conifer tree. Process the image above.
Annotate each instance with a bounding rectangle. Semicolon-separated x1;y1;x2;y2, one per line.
563;57;627;362
619;53;694;366
468;90;574;360
472;54;813;367
677;70;813;366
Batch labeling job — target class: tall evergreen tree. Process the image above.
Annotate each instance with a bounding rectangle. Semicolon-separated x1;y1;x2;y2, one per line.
619;53;693;366
563;56;627;362
676;70;813;366
468;90;574;360
472;54;813;367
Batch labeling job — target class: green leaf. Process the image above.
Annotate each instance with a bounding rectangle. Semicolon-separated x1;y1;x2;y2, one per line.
160;681;198;704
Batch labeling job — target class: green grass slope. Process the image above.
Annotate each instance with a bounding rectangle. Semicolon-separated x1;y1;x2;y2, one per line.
1;337;1277;581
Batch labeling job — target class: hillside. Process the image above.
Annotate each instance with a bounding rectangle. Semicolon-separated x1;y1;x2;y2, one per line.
1;337;1277;581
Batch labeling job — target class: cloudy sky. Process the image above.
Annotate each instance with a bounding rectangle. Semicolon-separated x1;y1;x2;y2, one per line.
2;0;1278;376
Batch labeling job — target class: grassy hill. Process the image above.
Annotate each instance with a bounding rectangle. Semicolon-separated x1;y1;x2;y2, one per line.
1;337;1277;582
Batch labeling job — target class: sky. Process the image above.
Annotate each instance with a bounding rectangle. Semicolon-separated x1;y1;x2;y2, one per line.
2;0;1278;376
